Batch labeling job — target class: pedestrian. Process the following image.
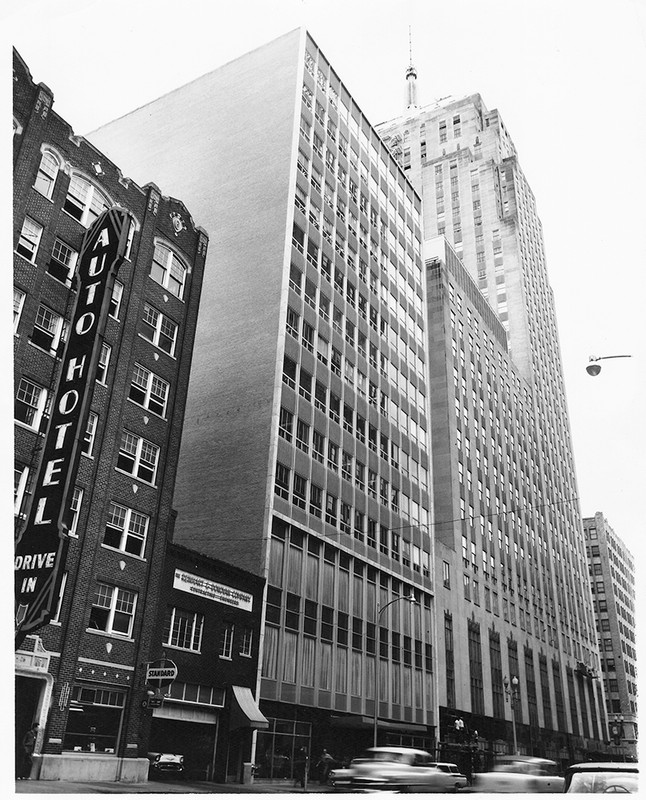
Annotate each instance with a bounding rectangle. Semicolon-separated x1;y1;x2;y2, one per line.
317;748;334;784
294;746;308;789
19;722;39;780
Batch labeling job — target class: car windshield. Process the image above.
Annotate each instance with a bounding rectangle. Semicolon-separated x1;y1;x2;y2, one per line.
567;771;638;793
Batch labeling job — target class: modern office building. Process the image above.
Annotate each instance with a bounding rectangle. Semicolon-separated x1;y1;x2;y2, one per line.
583;513;637;760
14;49;209;781
377;77;608;762
90;29;438;771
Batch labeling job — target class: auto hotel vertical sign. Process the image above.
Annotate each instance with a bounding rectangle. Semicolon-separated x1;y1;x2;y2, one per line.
15;207;133;650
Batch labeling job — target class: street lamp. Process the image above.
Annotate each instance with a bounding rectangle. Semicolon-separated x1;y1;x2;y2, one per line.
503;675;520;755
586;354;632;376
373;594;418;747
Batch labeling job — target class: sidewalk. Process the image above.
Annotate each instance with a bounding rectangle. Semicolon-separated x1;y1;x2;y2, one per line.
14;778;331;794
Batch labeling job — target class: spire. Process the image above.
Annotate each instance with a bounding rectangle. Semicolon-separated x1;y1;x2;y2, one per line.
405;26;419;110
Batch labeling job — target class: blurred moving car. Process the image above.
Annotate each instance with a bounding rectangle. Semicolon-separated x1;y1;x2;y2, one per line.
147;752;184;779
328;747;468;792
472;755;564;793
564;761;639;793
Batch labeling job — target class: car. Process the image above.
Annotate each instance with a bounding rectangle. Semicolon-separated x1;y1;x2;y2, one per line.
564;761;639;793
472;755;564;793
328;746;468;792
147;752;184;779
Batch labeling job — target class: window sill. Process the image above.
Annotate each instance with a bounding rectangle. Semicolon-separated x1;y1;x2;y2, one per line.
114;467;157;489
162;643;202;654
218;655;233;661
85;628;134;642
100;543;147;562
14;250;38;266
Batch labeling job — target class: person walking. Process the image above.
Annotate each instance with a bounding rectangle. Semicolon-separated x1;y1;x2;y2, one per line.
317;748;334;784
19;722;39;780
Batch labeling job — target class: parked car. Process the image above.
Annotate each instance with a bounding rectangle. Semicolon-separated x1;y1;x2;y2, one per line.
472;755;564;793
564;761;639;793
147;752;184;779
328;746;468;792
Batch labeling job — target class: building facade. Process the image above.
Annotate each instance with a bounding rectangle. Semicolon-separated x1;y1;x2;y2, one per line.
14;49;208;781
147;542;266;782
90;29;438;772
583;513;637;760
377;84;608;762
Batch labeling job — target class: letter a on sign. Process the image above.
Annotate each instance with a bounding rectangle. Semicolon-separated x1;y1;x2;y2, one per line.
15;207;133;650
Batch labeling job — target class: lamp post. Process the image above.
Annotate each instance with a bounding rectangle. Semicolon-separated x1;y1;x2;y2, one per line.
373;594;418;748
503;675;520;755
585;354;632;376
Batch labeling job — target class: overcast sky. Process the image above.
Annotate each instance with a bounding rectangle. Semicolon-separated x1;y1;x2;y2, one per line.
6;0;646;556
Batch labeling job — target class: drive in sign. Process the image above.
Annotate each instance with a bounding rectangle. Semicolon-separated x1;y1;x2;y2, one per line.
15;207;133;650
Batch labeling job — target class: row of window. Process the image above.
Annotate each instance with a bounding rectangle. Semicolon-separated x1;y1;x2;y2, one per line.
18;207;188;300
162;605;253;657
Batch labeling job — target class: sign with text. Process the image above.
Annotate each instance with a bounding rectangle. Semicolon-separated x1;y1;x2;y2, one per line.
173;569;253;611
15;207;133;649
145;658;178;688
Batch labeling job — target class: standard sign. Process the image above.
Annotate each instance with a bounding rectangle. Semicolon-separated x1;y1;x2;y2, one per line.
146;659;178;688
173;569;253;611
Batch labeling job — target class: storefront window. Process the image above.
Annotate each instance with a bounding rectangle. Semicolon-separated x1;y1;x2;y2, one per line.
63;684;126;752
255;718;311;779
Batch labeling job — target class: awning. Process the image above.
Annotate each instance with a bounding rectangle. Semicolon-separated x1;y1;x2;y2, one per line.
229;685;269;730
330;715;429;734
152;703;218;724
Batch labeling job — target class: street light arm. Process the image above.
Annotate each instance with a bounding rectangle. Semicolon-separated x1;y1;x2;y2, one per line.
588;354;632;363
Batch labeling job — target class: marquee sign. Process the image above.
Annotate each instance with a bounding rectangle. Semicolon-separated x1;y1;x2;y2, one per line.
173;569;254;611
15;207;133;649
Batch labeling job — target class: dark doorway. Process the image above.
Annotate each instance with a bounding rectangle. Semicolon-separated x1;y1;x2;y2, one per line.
149;717;216;781
15;676;42;778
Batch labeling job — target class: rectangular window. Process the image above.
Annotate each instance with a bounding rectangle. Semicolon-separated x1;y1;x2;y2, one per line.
82;412;98;456
128;364;169;416
309;483;323;517
13;287;26;333
240;628;253;657
16;217;43;262
116;430;159;484
110;281;124;319
219;622;235;659
150;242;187;299
104;501;149;557
48;238;78;283
163;606;204;651
96;342;111;384
274;462;290;500
279;407;293;441
15;378;48;431
88;583;137;637
141;303;178;356
293;473;307;509
32;304;65;353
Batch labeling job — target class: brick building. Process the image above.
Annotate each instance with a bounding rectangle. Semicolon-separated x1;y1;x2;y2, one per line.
583;513;637;761
14;49;208;781
146;542;266;782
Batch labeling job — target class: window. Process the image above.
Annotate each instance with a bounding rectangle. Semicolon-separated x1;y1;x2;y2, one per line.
82;412;98;456
15;378;48;431
34;150;59;198
68;487;84;536
310;483;323;517
150;242;188;299
240;628;253;657
312;430;325;463
116;430;160;484
325;493;337;526
110;281;124;319
141;303;178;355
63;685;126;753
293;473;307;509
88;583;137;637
104;501;149;557
32;304;65;353
275;462;290;500
220;622;235;659
14;464;31;518
48;238;78;283
279;407;293;441
16;217;43;262
64;174;109;226
13;288;25;333
129;364;169;416
296;419;310;452
163;606;204;651
96;342;111;384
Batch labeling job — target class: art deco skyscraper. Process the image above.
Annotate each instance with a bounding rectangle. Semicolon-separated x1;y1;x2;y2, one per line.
378;82;607;762
90;29;438;765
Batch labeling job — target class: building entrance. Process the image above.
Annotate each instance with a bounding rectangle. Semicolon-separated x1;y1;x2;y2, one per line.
15;676;42;777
